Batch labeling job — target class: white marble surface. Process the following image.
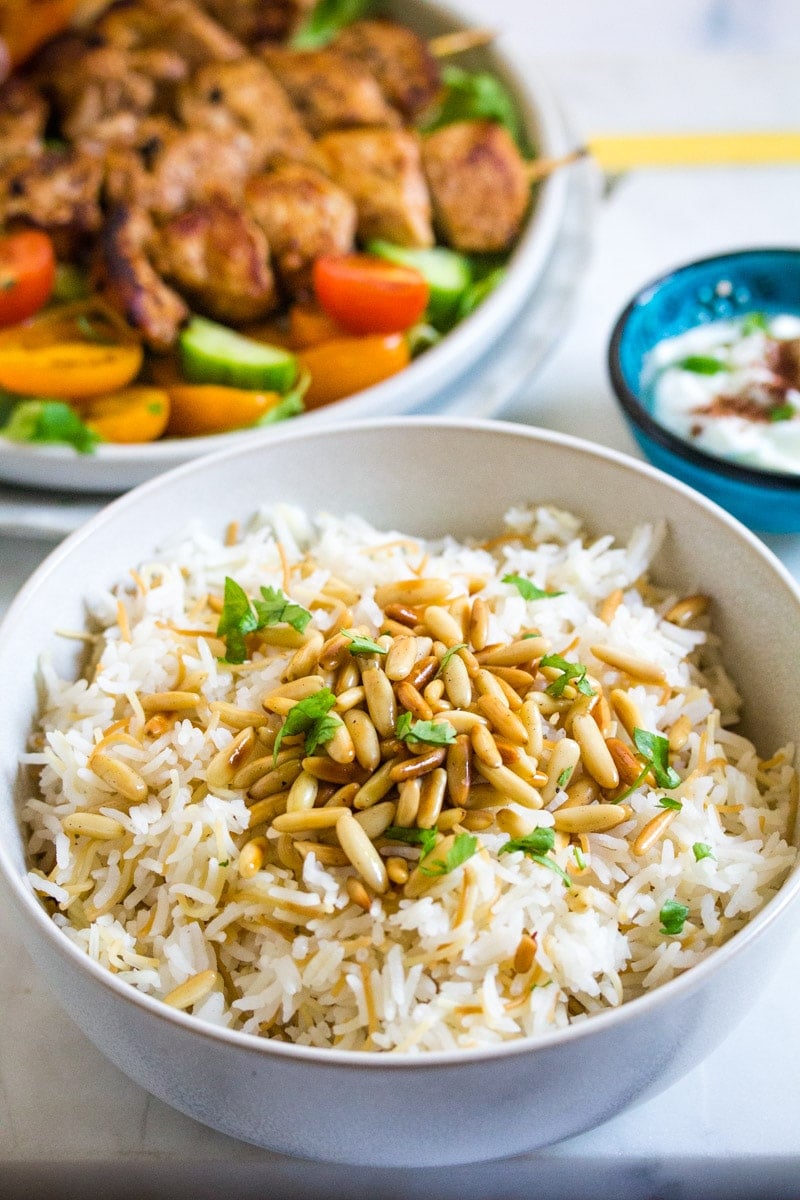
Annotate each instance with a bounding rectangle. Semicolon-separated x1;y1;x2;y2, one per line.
3;4;800;1196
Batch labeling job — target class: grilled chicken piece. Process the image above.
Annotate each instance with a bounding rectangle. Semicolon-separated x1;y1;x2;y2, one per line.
200;0;315;43
152;198;278;322
93;203;188;350
260;46;400;137
178;58;317;171
0;78;49;165
245;162;357;299
0;147;104;257
98;0;244;68
422;120;529;253
105;118;253;216
37;37;160;144
316;128;433;248
333;19;441;121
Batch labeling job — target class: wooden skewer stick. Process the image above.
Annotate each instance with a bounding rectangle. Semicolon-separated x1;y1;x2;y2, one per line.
428;28;496;58
525;147;589;183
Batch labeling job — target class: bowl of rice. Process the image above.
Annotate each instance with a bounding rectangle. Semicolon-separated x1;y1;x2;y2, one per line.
0;417;798;1166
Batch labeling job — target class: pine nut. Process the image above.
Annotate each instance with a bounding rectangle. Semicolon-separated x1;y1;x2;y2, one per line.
353;799;397;840
474;667;509;705
385;635;418;681
562;776;600;809
247;757;303;799
346;876;372;911
590;644;667;684
470;722;503;769
336;811;388;893
262;675;326;715
490;666;536;692
342;708;380;771
62;812;125;840
553;803;632;833
436;806;466;832
384;602;418;627
394;778;421;826
353;757;400;810
140;691;199;713
208;702;271;730
572;713;620;790
541;737;581;804
417;767;447;828
664;594;709;627
632;807;678;856
238;836;267;878
323;782;359;808
334;685;366;712
272;806;351;833
605;737;643;786
395;679;433;721
335;659;361;694
475;761;543;809
386;856;409;885
610;688;643;740
294;841;349;866
374;578;452;608
441;651;472;709
276;833;303;872
361;665;397;738
205;727;256;791
496;807;538;839
286;769;319;812
90;751;148;803
325;720;356;764
489;672;524;710
389;746;446;782
301;756;365;784
476;694;528;744
519;698;544;758
460;809;494;831
514;933;537;974
247;794;288;829
285;629;324;680
422;605;463;647
668;714;693;752
476;637;548;666
163;970;217;1010
406;655;439;690
446;733;472;807
469;597;489;651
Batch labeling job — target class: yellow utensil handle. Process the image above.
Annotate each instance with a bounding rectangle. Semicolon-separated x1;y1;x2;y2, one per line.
588;131;800;171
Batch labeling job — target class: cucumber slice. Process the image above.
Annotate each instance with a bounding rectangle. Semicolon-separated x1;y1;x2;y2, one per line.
366;241;472;330
179;317;298;392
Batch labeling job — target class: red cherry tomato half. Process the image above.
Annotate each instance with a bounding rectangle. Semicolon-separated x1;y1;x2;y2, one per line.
0;230;56;326
312;254;429;335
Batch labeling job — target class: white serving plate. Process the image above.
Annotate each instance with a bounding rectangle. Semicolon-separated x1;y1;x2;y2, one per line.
0;0;572;495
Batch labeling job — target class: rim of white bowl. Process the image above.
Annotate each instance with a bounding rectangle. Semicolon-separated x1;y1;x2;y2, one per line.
2;416;799;1070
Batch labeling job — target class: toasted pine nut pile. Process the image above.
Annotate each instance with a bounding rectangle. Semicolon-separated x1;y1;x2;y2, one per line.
23;505;798;1051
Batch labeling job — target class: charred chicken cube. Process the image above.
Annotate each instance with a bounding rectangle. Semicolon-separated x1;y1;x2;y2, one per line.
244;162;357;300
260;46;400;137
0;147;104;258
93;203;188;350
333;19;442;121
98;0;245;67
199;0;316;44
0;78;49;165
316;128;433;249
178;58;317;171
422;120;530;253
152;198;278;324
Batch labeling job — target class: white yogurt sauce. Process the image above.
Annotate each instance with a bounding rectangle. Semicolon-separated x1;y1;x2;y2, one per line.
644;313;800;474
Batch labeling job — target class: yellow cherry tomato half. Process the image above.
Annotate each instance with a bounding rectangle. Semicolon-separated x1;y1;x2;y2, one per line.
0;342;143;398
165;385;283;437
78;388;171;444
297;333;410;408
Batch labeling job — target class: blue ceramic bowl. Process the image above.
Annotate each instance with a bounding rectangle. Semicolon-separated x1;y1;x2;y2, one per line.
608;247;800;532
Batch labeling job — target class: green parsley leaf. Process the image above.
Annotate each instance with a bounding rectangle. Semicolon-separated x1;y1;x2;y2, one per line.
436;642;468;676
677;355;727;375
273;688;341;760
659;898;689;936
341;629;387;655
740;311;769;336
254;585;312;635
419;831;478;877
573;845;587;870
769;403;795;423
632;728;681;789
556;767;573;789
657;796;683;811
421;65;523;148
2;399;99;454
540;653;595;698
692;841;715;862
498;826;572;887
502;573;564;601
384;825;438;859
395;713;457;747
455;267;506;322
290;0;374;48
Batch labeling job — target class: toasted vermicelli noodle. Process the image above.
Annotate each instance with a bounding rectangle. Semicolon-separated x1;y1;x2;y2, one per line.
22;505;798;1052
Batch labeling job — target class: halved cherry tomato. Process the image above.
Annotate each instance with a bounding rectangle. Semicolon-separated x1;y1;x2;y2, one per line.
165;385;283;437
312;255;429;335
297;334;410;409
0;300;143;396
79;387;171;444
288;303;347;349
0;231;56;326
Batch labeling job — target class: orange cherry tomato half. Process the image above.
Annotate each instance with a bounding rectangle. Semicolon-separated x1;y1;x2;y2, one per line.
312;255;429;335
165;385;283;437
288;303;347;349
0;230;56;326
297;333;410;409
79;387;171;444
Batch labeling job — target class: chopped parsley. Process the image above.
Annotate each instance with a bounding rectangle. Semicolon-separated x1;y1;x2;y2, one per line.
657;796;683;811
384;825;438;858
419;831;478;877
740;311;769;336
692;841;715;862
396;711;457;747
290;0;373;47
540;653;595;698
273;688;341;761
436;642;467;675
216;578;311;663
615;727;681;803
342;630;386;655
659;898;690;936
677;355;727;375
422;65;523;149
2;399;100;454
502;573;564;601
573;845;587;870
499;825;572;887
769;403;796;423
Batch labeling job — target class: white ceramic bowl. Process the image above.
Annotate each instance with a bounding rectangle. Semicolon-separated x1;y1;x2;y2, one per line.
0;0;571;495
1;418;799;1167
